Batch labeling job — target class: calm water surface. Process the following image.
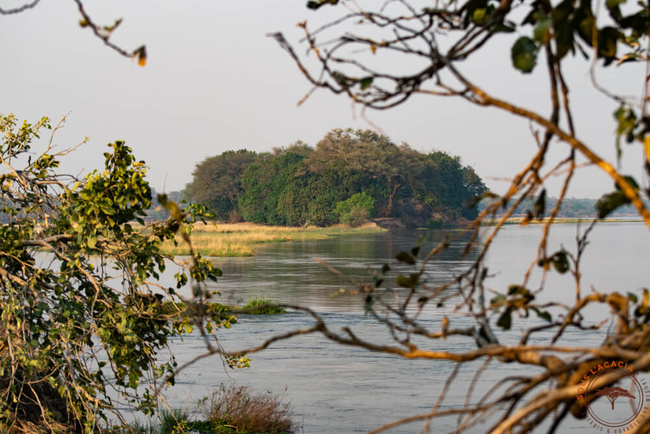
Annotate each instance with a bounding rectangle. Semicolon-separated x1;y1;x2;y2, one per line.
149;223;648;433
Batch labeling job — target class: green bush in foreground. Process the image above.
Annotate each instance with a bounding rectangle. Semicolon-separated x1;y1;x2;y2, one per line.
0;115;236;431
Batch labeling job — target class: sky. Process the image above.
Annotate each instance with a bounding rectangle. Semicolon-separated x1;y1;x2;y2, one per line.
0;0;646;198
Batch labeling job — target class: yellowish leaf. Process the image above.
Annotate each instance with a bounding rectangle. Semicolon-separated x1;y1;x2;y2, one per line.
131;46;147;67
371;45;377;54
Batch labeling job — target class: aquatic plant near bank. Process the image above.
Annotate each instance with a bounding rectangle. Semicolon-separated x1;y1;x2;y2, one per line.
123;384;294;433
238;295;286;315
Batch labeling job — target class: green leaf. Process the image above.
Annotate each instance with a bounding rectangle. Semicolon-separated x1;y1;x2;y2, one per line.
496;307;514;330
359;77;373;90
489;23;516;34
533;17;553;44
628;292;639;304
597;26;619;64
490;294;507;306
596;191;630;218
615;175;640;192
306;0;339;9
534;189;546;220
531;307;552;322
508;285;530;296
511;36;538;73
606;0;625;8
395;251;416;265
396;273;419;289
472;8;487;24
614;105;638;162
550;251;569;274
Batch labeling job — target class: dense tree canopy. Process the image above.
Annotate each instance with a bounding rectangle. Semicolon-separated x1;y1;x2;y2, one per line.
189;128;487;227
184;150;257;222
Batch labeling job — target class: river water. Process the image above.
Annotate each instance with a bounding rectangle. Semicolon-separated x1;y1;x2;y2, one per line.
148;222;649;433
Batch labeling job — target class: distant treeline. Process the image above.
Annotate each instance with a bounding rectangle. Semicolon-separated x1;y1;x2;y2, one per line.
183;128;488;227
480;196;649;218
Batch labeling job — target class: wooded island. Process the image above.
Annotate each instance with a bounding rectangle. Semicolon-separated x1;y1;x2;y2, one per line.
184;128;487;228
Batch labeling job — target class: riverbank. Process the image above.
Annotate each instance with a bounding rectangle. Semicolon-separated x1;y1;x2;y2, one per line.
161;222;387;257
481;217;642;225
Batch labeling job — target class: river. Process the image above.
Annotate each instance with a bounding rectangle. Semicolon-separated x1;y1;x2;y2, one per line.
144;222;649;433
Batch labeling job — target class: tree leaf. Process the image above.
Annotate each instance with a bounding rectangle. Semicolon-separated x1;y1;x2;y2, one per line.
395;251;416;265
307;0;339;9
550;251;569;274
615;175;640;192
596;191;630;218
533;17;553;44
396;273;419;288
531;307;552;322
534;189;546;220
508;285;530;296
597;27;619;64
497;307;514;330
360;77;373;90
511;37;538;73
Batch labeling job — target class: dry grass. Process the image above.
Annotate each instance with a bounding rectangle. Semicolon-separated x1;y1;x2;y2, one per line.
161;222;385;257
206;384;294;433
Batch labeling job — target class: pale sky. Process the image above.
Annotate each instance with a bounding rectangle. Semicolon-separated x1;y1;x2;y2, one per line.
0;0;646;198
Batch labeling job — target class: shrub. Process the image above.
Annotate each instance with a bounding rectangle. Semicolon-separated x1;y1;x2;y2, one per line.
334;192;375;226
340;205;370;227
206;384;294;433
0;115;231;431
239;295;286;315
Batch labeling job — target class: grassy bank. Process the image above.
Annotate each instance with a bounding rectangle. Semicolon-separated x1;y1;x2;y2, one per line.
161;222;386;257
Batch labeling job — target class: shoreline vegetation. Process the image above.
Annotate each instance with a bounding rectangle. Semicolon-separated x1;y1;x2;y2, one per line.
481;217;643;225
160;222;386;257
124;383;294;433
158;218;644;258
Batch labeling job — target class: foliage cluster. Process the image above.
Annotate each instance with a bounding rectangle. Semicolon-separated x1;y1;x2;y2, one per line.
205;384;294;433
238;295;286;315
333;192;375;227
184;150;257;223
0;114;238;431
186;129;487;227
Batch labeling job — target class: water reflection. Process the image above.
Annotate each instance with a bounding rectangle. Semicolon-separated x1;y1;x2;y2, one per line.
197;229;479;313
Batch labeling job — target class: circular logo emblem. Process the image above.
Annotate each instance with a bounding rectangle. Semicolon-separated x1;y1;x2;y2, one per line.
577;361;650;431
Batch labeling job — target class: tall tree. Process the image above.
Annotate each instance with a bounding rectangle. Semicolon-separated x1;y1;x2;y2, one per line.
307;129;427;217
239;150;307;225
185;150;257;222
